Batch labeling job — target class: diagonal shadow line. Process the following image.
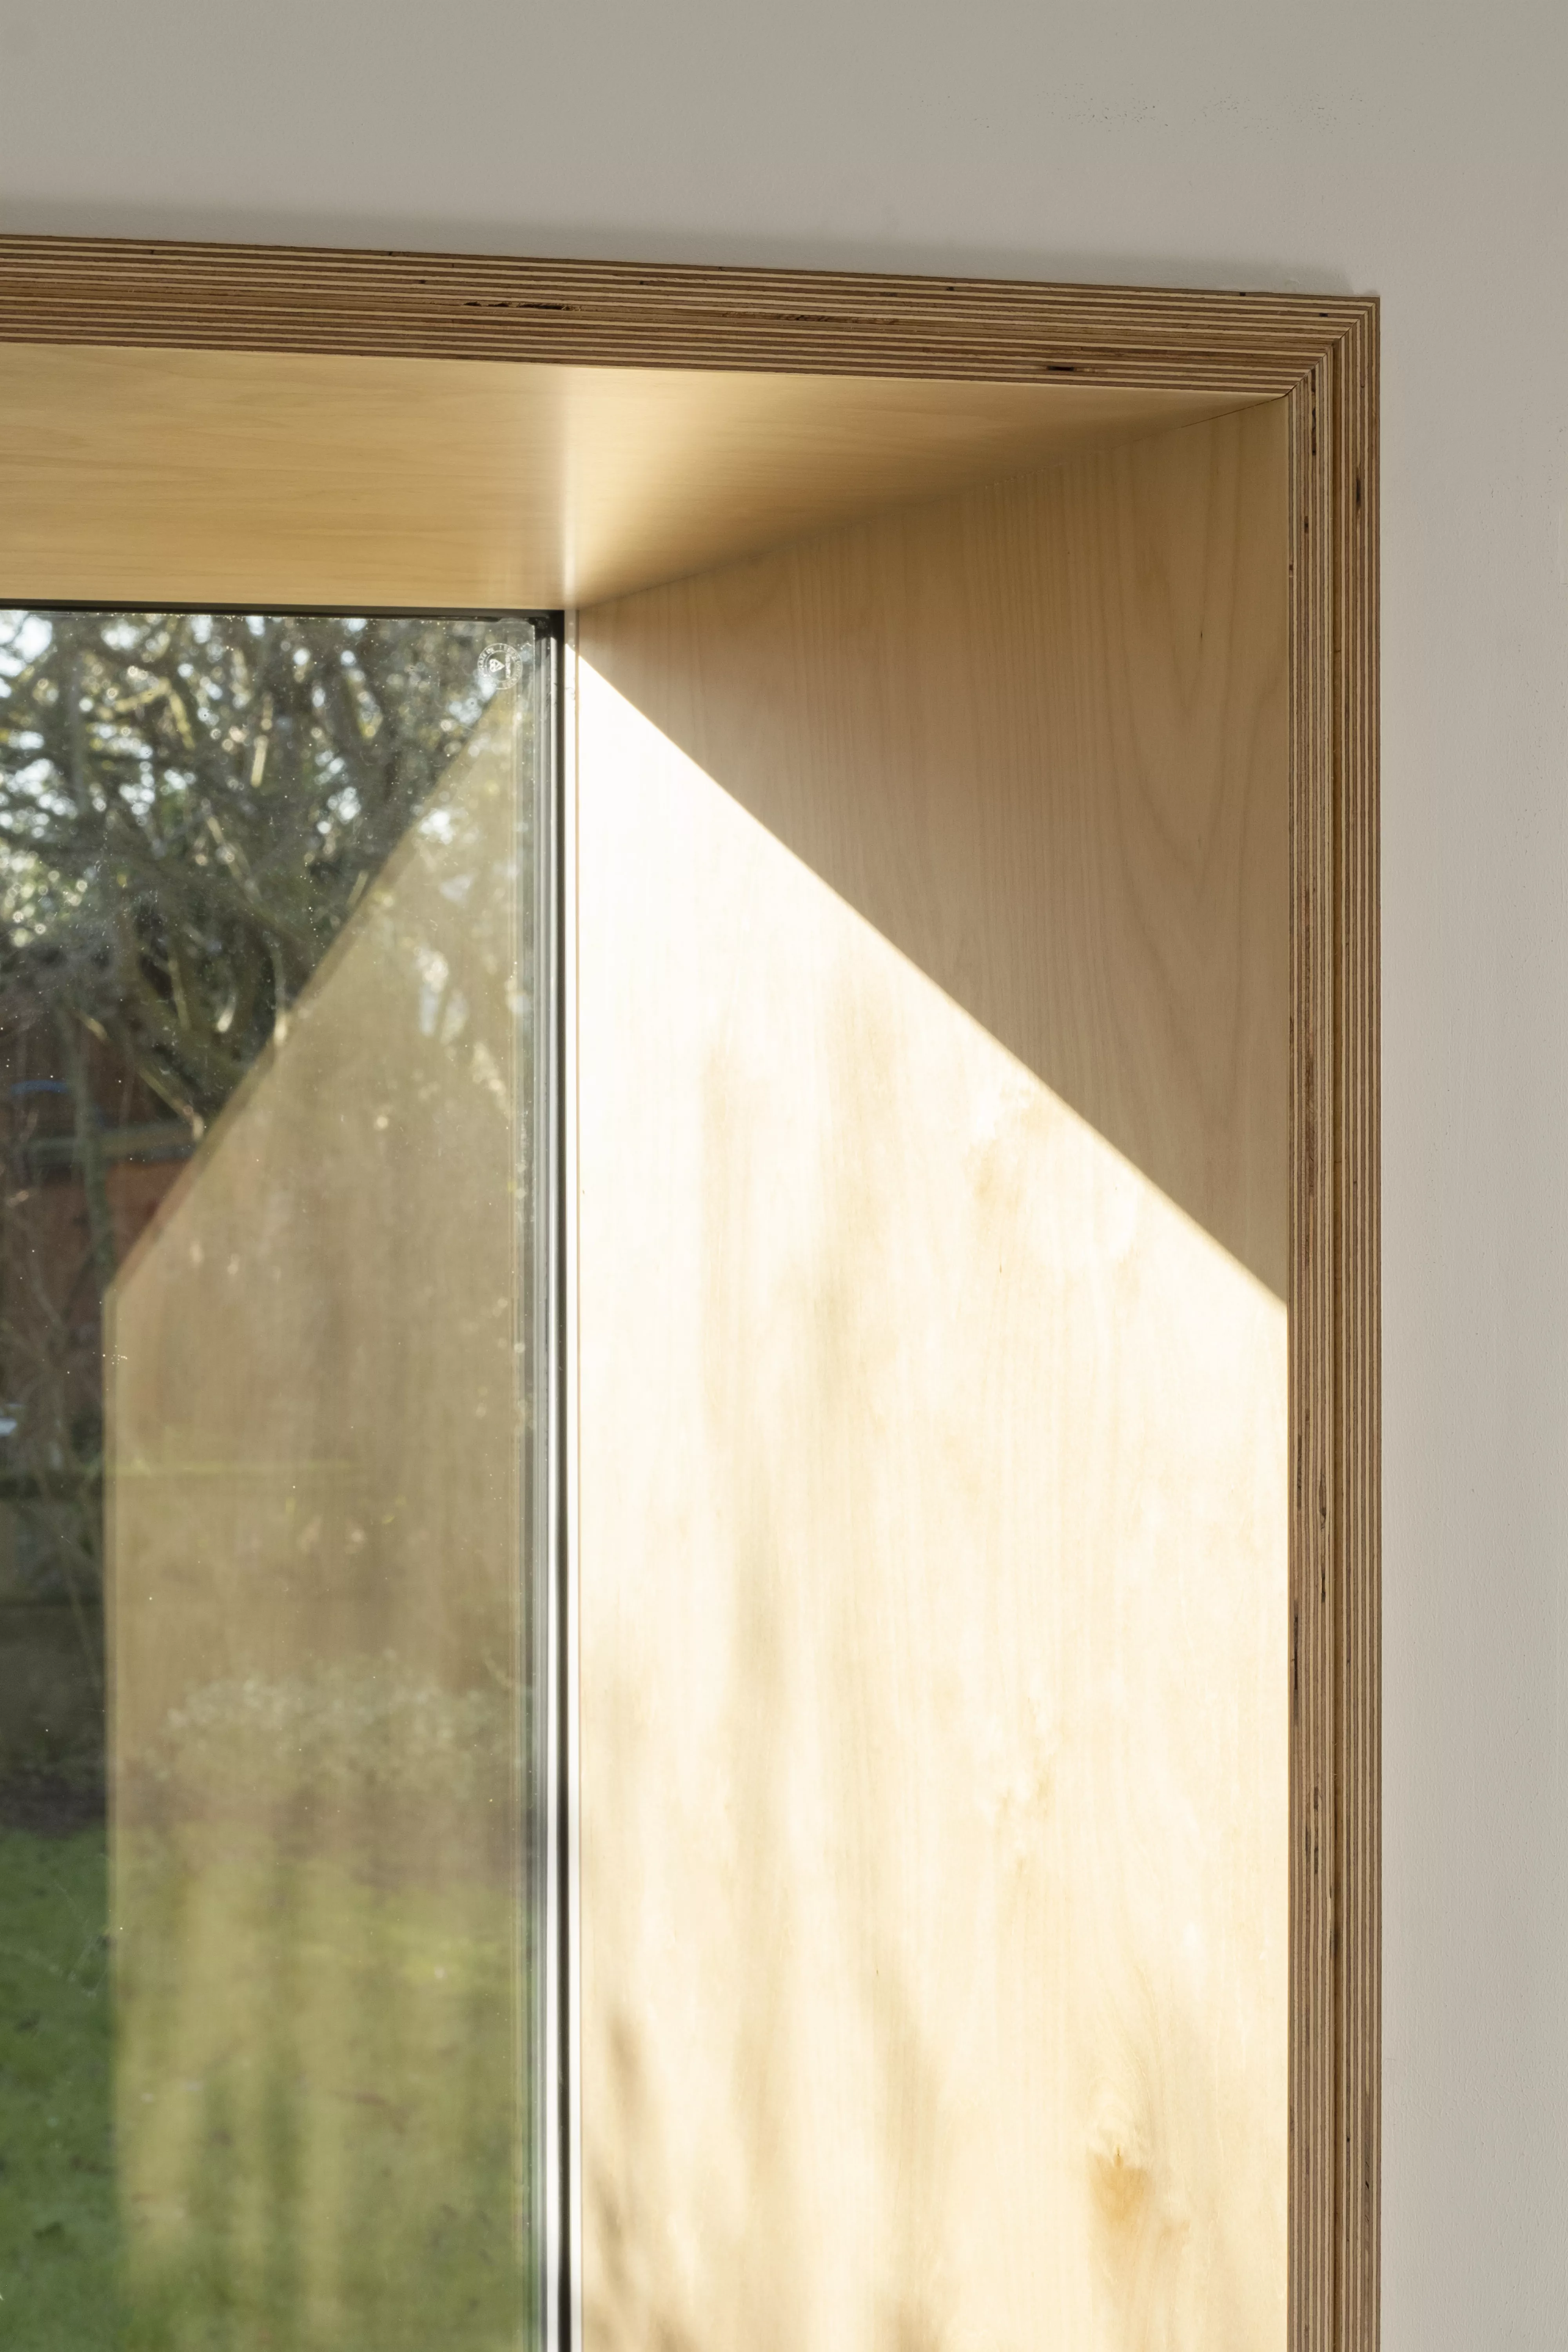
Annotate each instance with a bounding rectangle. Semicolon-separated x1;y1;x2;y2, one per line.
576;398;1289;1303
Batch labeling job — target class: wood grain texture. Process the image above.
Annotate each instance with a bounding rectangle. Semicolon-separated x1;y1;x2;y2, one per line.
0;339;1243;610
574;412;1293;2350
1288;350;1336;2352
1282;315;1379;2352
0;236;1359;395
0;234;1377;2352
581;402;1289;1298
574;641;1289;2352
1332;306;1379;2352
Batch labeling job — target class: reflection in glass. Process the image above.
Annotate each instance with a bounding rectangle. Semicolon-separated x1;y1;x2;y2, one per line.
0;610;550;2346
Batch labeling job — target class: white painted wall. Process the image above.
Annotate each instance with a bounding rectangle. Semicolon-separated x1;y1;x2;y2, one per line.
4;3;1564;2341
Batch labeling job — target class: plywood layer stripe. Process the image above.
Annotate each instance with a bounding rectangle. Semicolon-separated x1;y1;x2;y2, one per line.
3;237;1359;393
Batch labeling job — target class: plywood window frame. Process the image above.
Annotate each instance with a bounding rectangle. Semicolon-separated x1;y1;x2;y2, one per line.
0;236;1379;2352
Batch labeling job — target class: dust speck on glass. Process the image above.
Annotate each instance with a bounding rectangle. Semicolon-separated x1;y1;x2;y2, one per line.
0;608;554;2348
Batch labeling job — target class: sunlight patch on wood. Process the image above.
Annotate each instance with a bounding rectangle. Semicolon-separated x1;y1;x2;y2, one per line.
577;664;1287;2352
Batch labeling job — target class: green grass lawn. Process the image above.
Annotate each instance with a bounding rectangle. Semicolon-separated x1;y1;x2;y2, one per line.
118;1823;532;2351
0;1824;116;2348
0;1820;534;2349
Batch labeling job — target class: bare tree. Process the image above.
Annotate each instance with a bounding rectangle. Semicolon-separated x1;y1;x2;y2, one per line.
0;610;501;1126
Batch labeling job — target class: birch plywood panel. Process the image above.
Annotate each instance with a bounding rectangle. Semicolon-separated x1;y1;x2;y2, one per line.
574;408;1290;2351
581;401;1288;1299
0;339;1239;611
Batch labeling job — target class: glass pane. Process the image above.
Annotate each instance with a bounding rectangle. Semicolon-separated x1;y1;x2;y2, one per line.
0;608;551;2348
